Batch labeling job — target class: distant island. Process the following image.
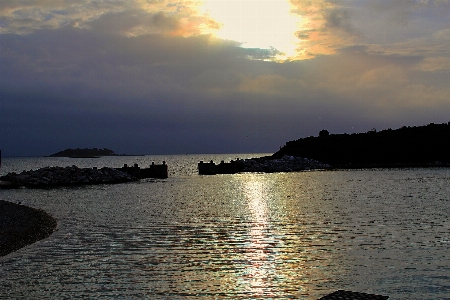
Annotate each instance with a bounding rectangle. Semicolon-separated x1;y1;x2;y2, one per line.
49;148;121;158
272;122;450;168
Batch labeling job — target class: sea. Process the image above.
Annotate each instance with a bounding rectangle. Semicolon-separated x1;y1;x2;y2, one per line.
0;154;449;299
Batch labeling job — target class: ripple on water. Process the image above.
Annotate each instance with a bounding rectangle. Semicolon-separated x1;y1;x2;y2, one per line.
1;165;450;299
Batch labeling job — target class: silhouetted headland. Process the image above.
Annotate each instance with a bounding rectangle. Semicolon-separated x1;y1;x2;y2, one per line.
199;122;450;174
273;122;450;168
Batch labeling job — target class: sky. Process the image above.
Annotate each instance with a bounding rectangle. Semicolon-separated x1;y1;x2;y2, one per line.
1;0;449;156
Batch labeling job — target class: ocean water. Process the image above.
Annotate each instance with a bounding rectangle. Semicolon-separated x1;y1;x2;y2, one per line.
0;154;449;299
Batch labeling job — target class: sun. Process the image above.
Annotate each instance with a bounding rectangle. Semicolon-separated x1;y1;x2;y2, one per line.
200;0;301;59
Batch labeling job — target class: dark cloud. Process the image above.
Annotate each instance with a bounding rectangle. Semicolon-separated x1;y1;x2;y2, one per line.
87;10;181;35
1;2;450;157
366;0;450;24
0;28;307;155
324;8;357;34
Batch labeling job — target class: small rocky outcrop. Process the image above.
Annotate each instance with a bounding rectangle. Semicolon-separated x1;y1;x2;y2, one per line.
48;148;116;157
237;155;330;173
0;165;137;188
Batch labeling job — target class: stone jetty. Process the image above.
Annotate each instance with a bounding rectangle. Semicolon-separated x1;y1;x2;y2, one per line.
198;160;238;175
0;165;137;188
319;290;389;299
239;155;330;172
0;161;169;188
198;155;330;175
118;162;168;179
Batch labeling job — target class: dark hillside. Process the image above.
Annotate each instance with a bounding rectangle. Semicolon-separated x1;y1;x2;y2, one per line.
273;122;450;168
49;148;116;157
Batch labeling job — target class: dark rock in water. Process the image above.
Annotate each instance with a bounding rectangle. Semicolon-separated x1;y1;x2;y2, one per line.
0;165;137;188
0;181;19;189
319;290;389;299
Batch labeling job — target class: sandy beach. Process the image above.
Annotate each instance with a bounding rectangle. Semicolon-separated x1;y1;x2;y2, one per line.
0;200;57;257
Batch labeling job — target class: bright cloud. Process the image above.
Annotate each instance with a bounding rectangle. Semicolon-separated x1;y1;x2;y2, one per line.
200;0;301;59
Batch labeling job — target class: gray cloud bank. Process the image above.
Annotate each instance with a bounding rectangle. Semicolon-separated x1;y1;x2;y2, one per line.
1;1;450;156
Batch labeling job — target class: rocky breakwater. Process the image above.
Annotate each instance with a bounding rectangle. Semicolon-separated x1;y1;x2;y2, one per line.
238;155;330;173
0;165;138;188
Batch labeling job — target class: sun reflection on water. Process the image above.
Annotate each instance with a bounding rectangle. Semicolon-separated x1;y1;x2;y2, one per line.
230;173;341;298
243;177;273;296
238;174;291;297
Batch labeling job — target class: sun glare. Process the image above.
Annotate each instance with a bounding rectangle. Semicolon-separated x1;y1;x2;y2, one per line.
201;0;300;59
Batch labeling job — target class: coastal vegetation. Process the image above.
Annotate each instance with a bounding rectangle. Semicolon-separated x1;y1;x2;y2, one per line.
273;122;450;168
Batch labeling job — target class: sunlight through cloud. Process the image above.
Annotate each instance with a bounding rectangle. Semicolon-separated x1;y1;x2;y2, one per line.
200;0;301;59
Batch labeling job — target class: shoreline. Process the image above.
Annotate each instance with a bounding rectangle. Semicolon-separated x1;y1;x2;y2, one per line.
328;162;450;170
0;200;57;257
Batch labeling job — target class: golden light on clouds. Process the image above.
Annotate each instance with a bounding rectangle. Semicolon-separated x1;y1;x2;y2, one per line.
0;0;337;60
200;0;301;59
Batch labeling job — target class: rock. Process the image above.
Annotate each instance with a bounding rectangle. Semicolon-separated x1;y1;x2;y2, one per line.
0;166;138;188
236;155;330;173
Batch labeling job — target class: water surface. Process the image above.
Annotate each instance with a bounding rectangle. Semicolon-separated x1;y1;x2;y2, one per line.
1;155;449;299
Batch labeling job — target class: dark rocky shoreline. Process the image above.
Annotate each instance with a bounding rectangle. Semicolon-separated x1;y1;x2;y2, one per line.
0;200;57;257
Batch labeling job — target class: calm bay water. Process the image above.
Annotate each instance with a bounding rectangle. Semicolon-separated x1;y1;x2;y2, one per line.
1;154;449;299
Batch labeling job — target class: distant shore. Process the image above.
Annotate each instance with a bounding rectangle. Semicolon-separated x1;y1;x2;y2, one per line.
0;200;57;257
328;162;450;170
47;148;144;158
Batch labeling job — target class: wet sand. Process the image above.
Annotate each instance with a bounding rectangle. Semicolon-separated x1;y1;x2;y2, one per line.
0;200;57;257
